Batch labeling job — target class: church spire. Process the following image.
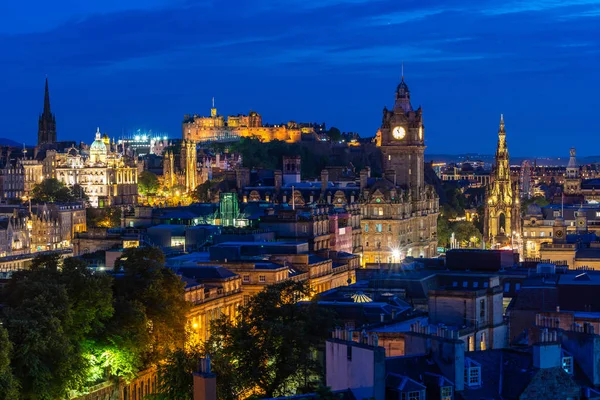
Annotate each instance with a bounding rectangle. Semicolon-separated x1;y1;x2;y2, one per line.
38;77;57;146
43;77;51;116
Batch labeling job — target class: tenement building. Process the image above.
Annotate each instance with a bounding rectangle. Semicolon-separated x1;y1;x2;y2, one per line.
361;76;439;262
484;115;521;246
182;101;314;143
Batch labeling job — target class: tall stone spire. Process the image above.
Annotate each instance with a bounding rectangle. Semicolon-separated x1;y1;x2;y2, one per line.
38;77;57;146
485;114;520;244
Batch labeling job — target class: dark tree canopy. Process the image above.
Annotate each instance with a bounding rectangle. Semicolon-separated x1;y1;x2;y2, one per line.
30;178;78;203
205;280;336;399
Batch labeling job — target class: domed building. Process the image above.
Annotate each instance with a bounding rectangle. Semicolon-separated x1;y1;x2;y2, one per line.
54;128;138;207
89;128;108;165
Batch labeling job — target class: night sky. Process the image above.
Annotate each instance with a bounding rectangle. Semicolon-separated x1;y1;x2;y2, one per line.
1;0;599;156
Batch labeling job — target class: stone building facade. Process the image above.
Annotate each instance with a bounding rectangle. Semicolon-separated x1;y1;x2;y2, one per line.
53;129;138;207
361;76;439;263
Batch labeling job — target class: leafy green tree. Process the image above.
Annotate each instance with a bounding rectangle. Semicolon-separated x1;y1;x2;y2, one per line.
452;221;482;247
113;247;189;366
1;254;113;398
139;171;160;196
205;281;335;399
0;325;19;400
30;178;76;203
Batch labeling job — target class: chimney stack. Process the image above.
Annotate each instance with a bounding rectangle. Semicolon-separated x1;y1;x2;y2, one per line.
193;356;217;400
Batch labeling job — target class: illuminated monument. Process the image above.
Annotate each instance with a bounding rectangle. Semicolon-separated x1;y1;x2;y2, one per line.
484;115;521;245
182;99;314;143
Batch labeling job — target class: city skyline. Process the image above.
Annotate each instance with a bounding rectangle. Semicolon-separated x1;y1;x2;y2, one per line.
1;0;599;156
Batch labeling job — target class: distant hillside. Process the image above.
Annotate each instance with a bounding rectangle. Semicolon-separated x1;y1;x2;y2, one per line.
0;138;25;147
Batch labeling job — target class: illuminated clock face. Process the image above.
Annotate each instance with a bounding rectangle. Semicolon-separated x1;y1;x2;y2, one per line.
419;126;423;140
392;126;406;140
556;230;564;238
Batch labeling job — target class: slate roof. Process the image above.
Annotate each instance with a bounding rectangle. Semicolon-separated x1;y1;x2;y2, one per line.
174;266;238;281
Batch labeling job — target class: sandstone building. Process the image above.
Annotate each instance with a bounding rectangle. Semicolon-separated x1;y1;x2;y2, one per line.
182;101;314;143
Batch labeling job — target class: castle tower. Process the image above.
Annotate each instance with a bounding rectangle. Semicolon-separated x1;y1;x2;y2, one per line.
283;155;301;185
564;148;581;194
38;78;57;146
379;75;425;197
485;115;521;245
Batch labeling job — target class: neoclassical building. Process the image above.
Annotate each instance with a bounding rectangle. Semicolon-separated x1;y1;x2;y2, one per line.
361;76;439;263
54;129;138;207
484;116;521;246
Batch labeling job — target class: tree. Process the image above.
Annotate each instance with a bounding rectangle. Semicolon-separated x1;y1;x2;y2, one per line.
112;247;190;366
30;178;76;203
153;345;203;400
1;254;114;398
86;207;121;228
139;171;160;196
205;281;336;399
327;127;342;142
0;325;19;400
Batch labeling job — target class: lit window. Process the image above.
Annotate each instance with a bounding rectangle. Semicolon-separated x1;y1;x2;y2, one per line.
259;275;266;283
364;224;369;232
504;283;510;292
515;283;521;292
376;224;383;232
540;232;545;237
463;281;468;288
452;281;458;287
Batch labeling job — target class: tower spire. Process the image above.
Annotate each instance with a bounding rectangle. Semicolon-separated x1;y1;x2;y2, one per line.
44;77;51;116
38;77;57;146
401;61;404;80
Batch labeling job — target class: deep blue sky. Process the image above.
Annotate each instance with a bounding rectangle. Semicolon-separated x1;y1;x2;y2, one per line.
1;0;599;156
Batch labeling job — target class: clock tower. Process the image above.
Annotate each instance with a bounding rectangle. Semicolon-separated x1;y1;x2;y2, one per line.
379;76;425;195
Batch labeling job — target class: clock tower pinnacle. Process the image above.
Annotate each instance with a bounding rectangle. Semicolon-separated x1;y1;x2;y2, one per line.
379;76;425;196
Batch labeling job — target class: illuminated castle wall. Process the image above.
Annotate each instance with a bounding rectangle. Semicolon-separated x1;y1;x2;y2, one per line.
182;103;314;143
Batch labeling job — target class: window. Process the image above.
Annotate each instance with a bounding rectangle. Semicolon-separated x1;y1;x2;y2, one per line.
562;356;573;375
243;275;250;283
243;295;250;304
480;331;486;351
504;282;510;293
554;211;561;217
347;345;352;360
364;224;369;232
468;336;475;352
441;386;453;400
596;212;600;218
407;392;421;400
531;232;536;237
464;366;481;386
376;224;383;232
473;282;479;288
540;232;545;237
259;275;266;283
388;224;392;232
515;283;521;292
463;281;468;288
480;299;485;319
452;281;458;287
